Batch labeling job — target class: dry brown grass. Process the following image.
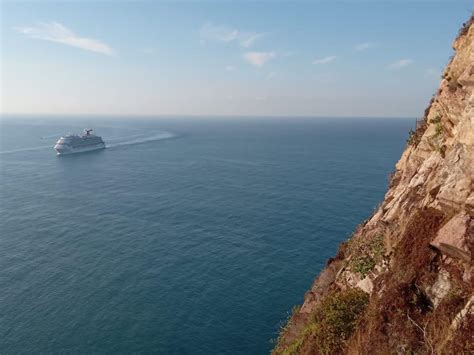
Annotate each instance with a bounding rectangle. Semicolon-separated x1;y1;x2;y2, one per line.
446;312;474;354
346;208;446;353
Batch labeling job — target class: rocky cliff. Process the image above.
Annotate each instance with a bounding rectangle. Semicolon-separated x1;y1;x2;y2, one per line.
274;16;473;354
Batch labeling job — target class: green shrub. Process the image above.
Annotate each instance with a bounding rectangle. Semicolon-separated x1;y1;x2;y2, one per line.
428;115;444;153
406;128;416;145
347;234;385;278
371;234;385;259
352;256;376;278
283;289;369;354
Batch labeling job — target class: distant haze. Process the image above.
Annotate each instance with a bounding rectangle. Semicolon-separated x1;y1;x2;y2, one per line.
1;1;471;117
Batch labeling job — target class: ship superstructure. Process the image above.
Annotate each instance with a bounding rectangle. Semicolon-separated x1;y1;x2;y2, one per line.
54;129;105;155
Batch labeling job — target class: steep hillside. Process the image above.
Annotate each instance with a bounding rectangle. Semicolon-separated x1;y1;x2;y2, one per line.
274;15;473;354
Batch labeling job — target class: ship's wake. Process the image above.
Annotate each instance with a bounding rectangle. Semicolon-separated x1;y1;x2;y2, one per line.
0;131;176;156
105;131;176;149
0;145;53;155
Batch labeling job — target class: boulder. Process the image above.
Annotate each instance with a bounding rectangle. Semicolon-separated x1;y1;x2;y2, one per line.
425;269;451;308
430;211;471;262
356;276;374;294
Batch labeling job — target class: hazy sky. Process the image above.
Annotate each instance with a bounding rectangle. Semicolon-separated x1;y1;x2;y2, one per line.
1;1;472;117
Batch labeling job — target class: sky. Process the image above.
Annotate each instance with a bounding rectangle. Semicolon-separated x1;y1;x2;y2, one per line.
1;1;472;117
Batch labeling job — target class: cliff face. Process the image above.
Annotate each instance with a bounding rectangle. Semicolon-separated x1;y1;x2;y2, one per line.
275;16;473;354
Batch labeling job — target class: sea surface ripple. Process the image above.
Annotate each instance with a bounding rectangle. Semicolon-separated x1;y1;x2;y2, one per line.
0;116;412;354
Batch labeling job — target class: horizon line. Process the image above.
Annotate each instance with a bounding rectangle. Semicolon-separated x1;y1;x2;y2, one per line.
0;112;419;120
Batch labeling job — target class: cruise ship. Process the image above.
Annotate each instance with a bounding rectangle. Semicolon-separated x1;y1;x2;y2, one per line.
54;129;105;155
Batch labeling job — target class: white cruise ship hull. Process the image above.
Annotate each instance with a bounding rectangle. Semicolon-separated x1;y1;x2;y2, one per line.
55;143;105;155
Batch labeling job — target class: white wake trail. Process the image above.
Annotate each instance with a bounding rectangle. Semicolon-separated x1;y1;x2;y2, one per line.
0;145;53;155
1;131;176;155
106;132;176;148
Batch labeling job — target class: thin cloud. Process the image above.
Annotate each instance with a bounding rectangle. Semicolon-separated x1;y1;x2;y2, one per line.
425;68;440;78
141;47;155;54
355;42;376;51
312;56;337;65
225;65;235;71
200;23;263;48
14;22;115;56
240;33;264;48
388;59;413;69
243;51;275;67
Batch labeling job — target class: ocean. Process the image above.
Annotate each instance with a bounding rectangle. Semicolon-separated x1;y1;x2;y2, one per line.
0;116;412;354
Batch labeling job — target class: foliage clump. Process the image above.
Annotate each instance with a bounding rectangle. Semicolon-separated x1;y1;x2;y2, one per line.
282;289;369;355
431;116;443;135
428;115;445;153
352;256;376;278
406;128;416;145
406;116;428;147
347;234;385;278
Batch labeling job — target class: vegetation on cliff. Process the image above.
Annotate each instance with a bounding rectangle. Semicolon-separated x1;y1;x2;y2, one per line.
279;289;369;354
274;15;473;355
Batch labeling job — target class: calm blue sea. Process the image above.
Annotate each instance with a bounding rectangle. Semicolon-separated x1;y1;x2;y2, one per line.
0;116;412;354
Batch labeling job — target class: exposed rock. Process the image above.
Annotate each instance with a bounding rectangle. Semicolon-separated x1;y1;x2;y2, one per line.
463;264;473;283
274;15;474;355
338;270;361;289
300;260;342;314
430;211;471;262
425;269;451;308
450;295;474;331
356;276;374;294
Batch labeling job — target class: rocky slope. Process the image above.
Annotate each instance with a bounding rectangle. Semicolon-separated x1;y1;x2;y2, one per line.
274;16;473;354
